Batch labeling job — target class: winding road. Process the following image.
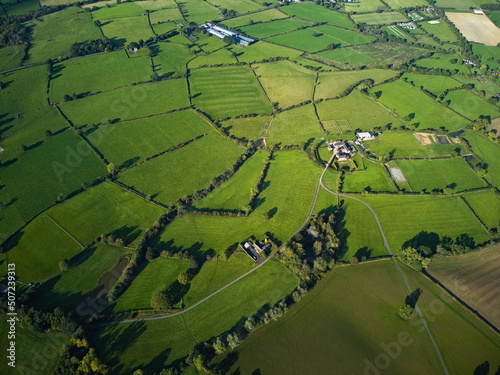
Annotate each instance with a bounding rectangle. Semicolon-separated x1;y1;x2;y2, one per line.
99;154;450;374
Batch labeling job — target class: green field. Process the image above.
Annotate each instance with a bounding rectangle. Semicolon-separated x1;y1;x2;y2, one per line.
113;256;190;312
366;132;458;158
118;133;244;206
0;45;23;71
443;90;499;120
454;75;500;101
343;160;395;192
219;115;271;141
188;48;237;68
226;260;447;374
3;0;40;16
227;40;301;64
316;90;404;132
177;0;219;24
152;42;193;77
360;195;491;251
26;7;102;63
253;60;315;108
194;150;268;211
463;190;500;229
351;11;408;25
91;2;145;19
398;158;487;192
343;0;387;12
221;8;287;28
370;80;470;131
385;0;429;7
95;259;297;371
472;43;500;70
190;66;272;119
402;73;462;96
420;20;458;43
151;21;177;36
280;4;354;29
266;104;323;146
462;130;500;189
193;34;227;53
50;50;151;103
436;0;493;8
316;69;399;100
101;16;155;48
414;53;472;74
238;19;314;39
150;8;184;24
208;0;263;13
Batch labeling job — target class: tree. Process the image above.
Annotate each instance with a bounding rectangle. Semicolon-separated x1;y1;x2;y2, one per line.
20;144;27;152
59;259;70;271
45;130;53;137
151;291;172;310
226;332;240;349
106;163;117;175
399;247;430;271
151;71;160;81
212;336;227;354
399;303;413;319
177;272;191;285
349;256;359;265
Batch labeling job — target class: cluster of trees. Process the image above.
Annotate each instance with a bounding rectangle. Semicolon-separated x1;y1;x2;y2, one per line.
55;338;109;375
246;152;272;214
277;213;339;283
69;38;114;57
150;269;195;310
219;8;237;18
19;306;79;334
399;246;431;270
0;18;27;47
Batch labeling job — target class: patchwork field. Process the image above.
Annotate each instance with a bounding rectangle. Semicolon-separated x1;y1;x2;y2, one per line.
152;42;192;78
177;0;220;24
402;73;462;96
208;0;263;13
221;9;287;28
343;160;395;193
149;8;184;24
219;115;271;141
443;89;499;120
227;40;302;63
463;190;500;230
189;48;237;68
101;16;154;48
91;2;145;20
351;12;408;25
280;3;354;29
462;131;500;189
190;66;272;119
420;20;458;43
343;0;387;13
414;53;472;74
238;19;314;39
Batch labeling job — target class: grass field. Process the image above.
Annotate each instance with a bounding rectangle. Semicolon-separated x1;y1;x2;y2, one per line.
221;9;287;28
219;115;270;141
370;80;470;131
0;45;23;71
150;8;184;24
343;160;395;192
152;42;192;77
315;24;375;45
46;181;164;245
177;0;219;24
454;75;500;101
420;20;458;43
463;131;500;189
50;50;151;103
351;11;408;25
4;0;40;16
253;60;315;108
193;34;227;53
226;260;444;374
414;53;472;74
95;259;297;371
343;0;387;12
101;16;155;48
436;0;494;9
194;150;268;211
88;109;212;168
208;0;263;13
427;244;500;330
360;195;491;251
156;151;321;256
118;133;244;206
402;73;462;96
280;3;353;29
151;21;177;36
384;0;428;7
472;43;500;70
60;78;188;127
227;40;301;64
26;7;101;63
315;69;399;100
33;243;131;310
266;104;323;146
0;130;105;221
91;2;145;19
113;256;190;312
463;190;500;230
443;89;499;120
238;19;313;39
316;90;404;132
190;66;272;119
189;48;237;68
398;158;487;192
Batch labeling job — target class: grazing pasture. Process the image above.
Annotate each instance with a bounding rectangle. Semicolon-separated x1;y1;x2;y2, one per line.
343;160;395;193
50;50;151;103
463;190;500;230
443;90;498;120
190;66;272;119
189;48;237;68
219;115;271;141
228;40;301;63
402;73;462;96
194;150;268;211
4;0;39;16
152;42;192;77
177;0;219;24
427;244;500;330
149;8;184;23
370;80;469;131
208;0;263;13
462;131;500;189
91;2;144;19
0;45;23;70
238;19;313;39
420;21;458;43
267;27;350;53
87;109;211;168
151;21;177;36
280;3;353;29
414;53;472;74
398;158;487;192
101;16;154;48
351;12;408;25
472;43;500;70
221;9;287;28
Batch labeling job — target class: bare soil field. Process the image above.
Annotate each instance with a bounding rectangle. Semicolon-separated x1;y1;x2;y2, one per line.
389;166;406;182
414;132;437;145
446;12;500;46
427;244;500;330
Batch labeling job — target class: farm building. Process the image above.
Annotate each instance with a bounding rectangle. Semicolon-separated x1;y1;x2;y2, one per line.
473;9;485;15
356;132;375;141
201;23;255;46
328;141;353;161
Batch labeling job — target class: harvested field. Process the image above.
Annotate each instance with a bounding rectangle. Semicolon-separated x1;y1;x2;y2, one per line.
446;12;500;46
389;166;406;183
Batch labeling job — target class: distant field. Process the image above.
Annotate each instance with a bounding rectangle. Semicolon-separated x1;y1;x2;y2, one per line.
343;160;395;193
427;244;500;330
60;78;189;127
190;66;272;119
370;80;469;131
208;0;263;13
343;0;387;13
221;8;287;28
152;42;193;78
194;150;268;211
420;20;458;43
316;90;404;132
383;0;428;7
446;12;500;46
351;11;407;25
398;158;487;192
101;16;154;48
253;60;315;108
402;73;462;96
443;89;499;120
219;115;271;141
414;53;472;74
177;0;219;24
436;0;492;8
280;3;354;29
454;75;500;104
238;19;313;39
118;133;244;206
91;2;144;19
227;40;301;63
149;8;184;23
4;0;39;16
360;195;491;251
50;50;151;103
366;132;457;158
26;7;102;63
315;69;399;100
462;131;500;189
189;48;237;68
113;257;190;312
463;190;500;230
226;260;444;374
48;182;165;246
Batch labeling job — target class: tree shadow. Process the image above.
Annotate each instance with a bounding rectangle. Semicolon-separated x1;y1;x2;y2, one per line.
252;197;266;210
1;158;17;167
68;245;97;268
119;156;140;169
110;225;142;244
110;37;127;49
334;202;349;259
354;246;372;260
26;140;43;151
405;287;422;309
402;231;440;255
214;351;239;375
2;230;24;253
141;348;172;374
473;361;490;375
267;206;277;219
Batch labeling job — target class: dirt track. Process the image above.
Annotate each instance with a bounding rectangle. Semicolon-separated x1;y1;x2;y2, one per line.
446;12;500;46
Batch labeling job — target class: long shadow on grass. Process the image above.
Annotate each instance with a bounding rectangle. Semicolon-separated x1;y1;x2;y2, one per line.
333;201;350;260
2;230;24;253
141;348;172;374
152;239;215;259
111;225;142;245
